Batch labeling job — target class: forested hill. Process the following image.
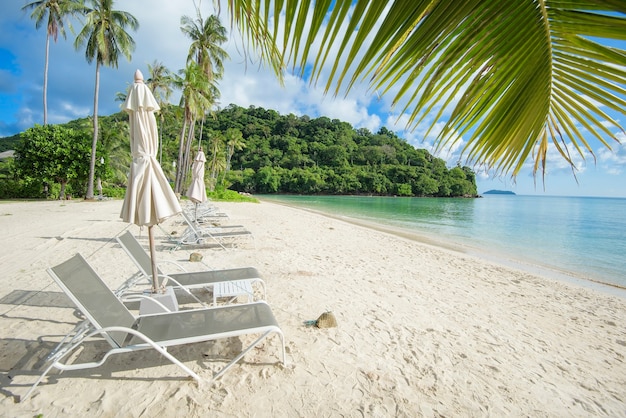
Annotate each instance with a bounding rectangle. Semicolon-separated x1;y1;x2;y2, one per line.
202;104;478;197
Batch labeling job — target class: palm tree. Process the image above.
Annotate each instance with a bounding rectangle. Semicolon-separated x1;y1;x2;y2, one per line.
225;1;626;180
114;89;128;103
22;0;84;125
181;11;229;83
173;62;215;194
207;132;226;191
224;127;245;172
147;61;174;163
99;119;130;186
74;0;138;199
173;10;228;194
147;61;174;105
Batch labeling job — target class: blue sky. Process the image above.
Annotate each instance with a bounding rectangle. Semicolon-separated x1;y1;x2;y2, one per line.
1;1;625;197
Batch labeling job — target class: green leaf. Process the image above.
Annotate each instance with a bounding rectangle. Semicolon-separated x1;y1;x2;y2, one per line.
227;0;626;178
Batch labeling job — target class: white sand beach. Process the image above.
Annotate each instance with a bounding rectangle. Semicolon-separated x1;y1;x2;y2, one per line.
0;198;625;417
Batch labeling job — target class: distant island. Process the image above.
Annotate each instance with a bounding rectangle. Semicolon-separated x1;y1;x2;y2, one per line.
483;190;516;195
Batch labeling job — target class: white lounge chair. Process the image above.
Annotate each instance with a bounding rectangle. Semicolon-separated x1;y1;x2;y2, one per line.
116;230;265;305
172;211;254;250
22;253;285;401
183;200;229;223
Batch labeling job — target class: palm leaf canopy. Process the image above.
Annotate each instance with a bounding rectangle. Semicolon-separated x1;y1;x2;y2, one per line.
181;12;229;82
175;62;218;122
75;0;139;66
225;0;626;177
22;0;80;41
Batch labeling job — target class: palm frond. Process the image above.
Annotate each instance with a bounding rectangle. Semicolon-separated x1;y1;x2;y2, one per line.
226;0;626;177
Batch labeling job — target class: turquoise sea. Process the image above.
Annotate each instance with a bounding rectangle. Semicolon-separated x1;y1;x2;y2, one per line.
260;194;626;292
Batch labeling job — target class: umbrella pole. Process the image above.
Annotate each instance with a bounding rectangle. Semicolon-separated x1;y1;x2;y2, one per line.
148;225;160;293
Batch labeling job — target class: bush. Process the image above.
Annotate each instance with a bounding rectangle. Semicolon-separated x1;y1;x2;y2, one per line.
101;186;126;199
396;183;412;196
0;179;44;199
207;187;258;202
0;179;25;198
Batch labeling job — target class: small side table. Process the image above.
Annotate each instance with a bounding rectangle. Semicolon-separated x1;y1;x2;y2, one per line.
213;280;254;305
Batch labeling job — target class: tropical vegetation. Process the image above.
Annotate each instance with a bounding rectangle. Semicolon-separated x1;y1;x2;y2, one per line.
174;11;229;194
73;0;138;199
13;124;98;199
0;105;478;199
208;104;478;196
1;114;125;199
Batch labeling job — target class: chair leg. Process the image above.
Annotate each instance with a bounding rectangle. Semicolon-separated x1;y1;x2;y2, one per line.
21;362;57;402
209;329;285;383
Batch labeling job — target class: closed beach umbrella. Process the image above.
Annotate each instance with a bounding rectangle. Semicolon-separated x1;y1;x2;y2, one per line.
186;150;208;204
120;69;181;293
186;149;207;221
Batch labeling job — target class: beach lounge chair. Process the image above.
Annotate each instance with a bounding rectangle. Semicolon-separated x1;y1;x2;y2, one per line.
173;211;254;250
22;253;285;401
116;230;265;305
183;201;229;223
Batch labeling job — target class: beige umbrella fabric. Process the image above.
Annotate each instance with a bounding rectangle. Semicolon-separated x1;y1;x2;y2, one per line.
120;69;181;292
186;150;208;204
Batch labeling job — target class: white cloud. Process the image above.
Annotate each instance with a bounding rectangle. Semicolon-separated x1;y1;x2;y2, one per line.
542;141;588;175
597;141;626;175
385;111;467;166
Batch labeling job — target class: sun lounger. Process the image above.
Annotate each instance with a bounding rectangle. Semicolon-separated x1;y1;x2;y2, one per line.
183;201;229;222
173;211;254;250
22;253;285;401
116;230;265;305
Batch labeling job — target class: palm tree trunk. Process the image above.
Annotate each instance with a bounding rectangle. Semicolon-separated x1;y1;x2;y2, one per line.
182;118;196;187
210;153;218;189
43;34;49;125
86;62;100;199
177;120;196;195
59;181;66;200
175;118;188;194
159;113;164;164
226;146;233;171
